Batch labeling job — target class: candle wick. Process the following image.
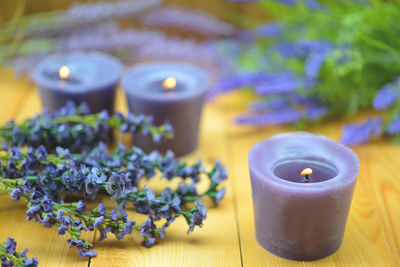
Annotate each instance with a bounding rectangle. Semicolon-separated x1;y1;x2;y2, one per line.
304;175;310;183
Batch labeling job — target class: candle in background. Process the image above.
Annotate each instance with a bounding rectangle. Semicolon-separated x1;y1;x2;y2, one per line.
248;132;360;261
122;62;210;157
32;51;122;114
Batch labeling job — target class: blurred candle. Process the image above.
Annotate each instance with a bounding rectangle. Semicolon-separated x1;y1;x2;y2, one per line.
122;62;209;157
32;51;122;114
248;132;360;261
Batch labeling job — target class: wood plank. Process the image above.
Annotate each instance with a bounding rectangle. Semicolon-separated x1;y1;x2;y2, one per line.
90;87;242;267
221;91;400;266
0;68;31;124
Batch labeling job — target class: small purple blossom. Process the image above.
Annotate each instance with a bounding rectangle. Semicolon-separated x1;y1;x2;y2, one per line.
255;22;282;38
255;72;300;95
142;5;235;36
4;238;17;254
387;116;400;135
94;216;105;228
373;78;400;110
78;250;98;258
340;117;382;146
305;52;327;79
236;109;301;125
57;225;69;236
23;258;39;267
10;189;22;202
76;200;86;213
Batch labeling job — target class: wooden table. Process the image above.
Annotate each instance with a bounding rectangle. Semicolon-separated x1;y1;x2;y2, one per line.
0;68;399;266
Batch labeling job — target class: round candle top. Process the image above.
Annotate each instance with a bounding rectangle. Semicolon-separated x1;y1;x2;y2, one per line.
248;132;360;194
122;62;210;101
32;52;122;91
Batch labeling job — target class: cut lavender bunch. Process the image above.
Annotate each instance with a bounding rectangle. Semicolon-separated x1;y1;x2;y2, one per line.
0;143;227;208
0;237;38;267
0;102;173;152
0;142;227;257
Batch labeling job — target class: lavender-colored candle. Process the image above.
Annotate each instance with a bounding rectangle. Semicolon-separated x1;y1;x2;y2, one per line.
122;62;209;157
32;52;122;114
248;132;359;261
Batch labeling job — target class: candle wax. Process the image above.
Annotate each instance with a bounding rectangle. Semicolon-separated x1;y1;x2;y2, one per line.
273;158;338;183
249;132;359;261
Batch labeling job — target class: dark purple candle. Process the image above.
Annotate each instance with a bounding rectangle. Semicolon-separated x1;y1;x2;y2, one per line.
122;62;209;157
248;132;360;261
32;51;122;114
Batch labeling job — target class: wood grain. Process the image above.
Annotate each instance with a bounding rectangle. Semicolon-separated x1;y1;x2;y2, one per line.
0;70;400;266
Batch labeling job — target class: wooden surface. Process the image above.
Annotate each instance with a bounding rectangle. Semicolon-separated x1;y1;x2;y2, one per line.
0;67;399;266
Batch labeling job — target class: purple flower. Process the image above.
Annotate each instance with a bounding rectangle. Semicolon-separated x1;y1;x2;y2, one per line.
98;227;112;241
5;238;17;254
306;0;327;11
36;145;47;160
68;239;86;250
10;189;22;202
67;0;162;22
78;250;97;258
141;237;157;248
387;116;400;135
373;79;400;110
110;209;119;221
296;39;332;54
305;52;326;79
1;141;8;151
41;196;54;212
304;105;328;121
255;22;282;38
94;216;105;228
236;109;301;125
76;200;86;213
142;6;235;36
23;258;39;267
248;98;289;111
57;225;69;236
97;203;106;216
340;117;382;146
26;205;41;220
29;191;43;204
10;147;21;160
214;188;226;205
255;72;299;95
188;201;207;234
140;216;155;237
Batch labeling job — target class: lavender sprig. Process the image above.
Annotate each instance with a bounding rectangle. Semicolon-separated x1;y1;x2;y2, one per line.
0;237;38;267
0;143;227;208
0;143;227;256
0;102;173;152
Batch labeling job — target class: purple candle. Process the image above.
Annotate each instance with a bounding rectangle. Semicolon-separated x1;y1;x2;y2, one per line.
122;62;209;157
32;51;122;114
248;132;359;261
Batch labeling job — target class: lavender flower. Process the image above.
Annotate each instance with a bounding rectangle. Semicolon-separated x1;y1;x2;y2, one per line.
142;6;235;36
305;52;326;79
304;105;328;121
236;109;301;125
255;72;300;95
248;98;289;111
4;238;16;254
67;0;162;22
340;117;382;146
0;238;38;267
387;116;400;135
373;78;400;110
255;22;282;38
